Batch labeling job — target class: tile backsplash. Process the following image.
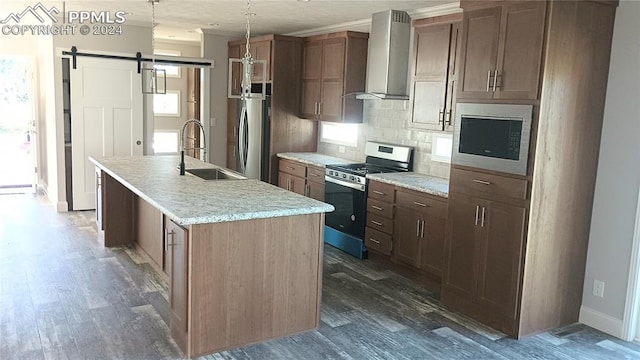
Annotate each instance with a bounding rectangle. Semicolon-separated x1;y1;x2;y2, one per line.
317;100;451;179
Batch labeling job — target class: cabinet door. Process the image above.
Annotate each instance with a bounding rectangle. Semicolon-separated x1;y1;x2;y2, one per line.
494;1;546;100
320;38;346;122
393;206;421;267
228;44;242;96
278;172;291;191
475;201;526;319
457;7;501;100
443;193;482;299
167;220;188;354
412;81;448;130
290;175;306;196
420;216;446;277
301;41;322;119
306;181;325;201
444;22;461;132
251;40;272;82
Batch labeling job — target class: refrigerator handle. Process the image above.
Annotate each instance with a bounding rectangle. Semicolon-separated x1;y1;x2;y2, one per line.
239;105;247;172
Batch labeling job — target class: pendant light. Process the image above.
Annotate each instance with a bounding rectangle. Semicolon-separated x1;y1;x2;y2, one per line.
227;0;266;100
142;0;166;94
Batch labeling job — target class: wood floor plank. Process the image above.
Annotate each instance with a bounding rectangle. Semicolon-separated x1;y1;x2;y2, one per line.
1;193;639;360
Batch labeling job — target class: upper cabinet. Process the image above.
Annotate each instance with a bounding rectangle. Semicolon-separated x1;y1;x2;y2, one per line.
410;15;462;132
457;1;546;100
301;31;368;123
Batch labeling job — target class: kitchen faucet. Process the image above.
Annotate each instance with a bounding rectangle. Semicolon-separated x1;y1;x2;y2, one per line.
179;119;207;175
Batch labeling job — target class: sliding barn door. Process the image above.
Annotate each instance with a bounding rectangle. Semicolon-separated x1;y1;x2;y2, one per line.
70;57;143;210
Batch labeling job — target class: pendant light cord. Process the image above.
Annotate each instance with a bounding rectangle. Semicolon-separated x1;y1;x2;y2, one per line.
244;0;252;60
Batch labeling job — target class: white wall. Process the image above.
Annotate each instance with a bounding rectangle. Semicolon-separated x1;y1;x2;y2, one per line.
201;32;235;167
0;34;38;56
580;0;640;338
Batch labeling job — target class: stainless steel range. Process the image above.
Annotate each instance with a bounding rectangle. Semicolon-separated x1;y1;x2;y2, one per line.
324;142;413;259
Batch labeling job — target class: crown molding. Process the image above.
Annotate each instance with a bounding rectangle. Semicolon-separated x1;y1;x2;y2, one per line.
407;2;461;20
283;2;460;37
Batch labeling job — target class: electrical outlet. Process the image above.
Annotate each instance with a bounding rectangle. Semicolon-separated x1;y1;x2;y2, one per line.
338;146;346;153
593;280;605;298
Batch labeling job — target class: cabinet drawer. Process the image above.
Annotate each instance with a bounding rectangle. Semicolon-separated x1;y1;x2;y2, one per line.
450;168;528;200
279;159;306;178
307;165;325;184
368;181;395;203
366;212;394;235
367;198;393;219
396;189;448;219
365;227;392;256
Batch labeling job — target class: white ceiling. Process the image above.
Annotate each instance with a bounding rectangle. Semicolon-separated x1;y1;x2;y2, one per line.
1;0;459;42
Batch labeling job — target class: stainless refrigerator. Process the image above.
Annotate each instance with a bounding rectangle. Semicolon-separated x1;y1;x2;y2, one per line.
234;96;270;181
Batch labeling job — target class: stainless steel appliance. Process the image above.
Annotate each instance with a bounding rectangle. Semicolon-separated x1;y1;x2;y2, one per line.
324;141;413;259
233;84;271;181
453;103;533;176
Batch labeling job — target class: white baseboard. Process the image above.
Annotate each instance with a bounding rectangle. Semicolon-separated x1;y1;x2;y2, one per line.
580;305;624;339
56;201;68;212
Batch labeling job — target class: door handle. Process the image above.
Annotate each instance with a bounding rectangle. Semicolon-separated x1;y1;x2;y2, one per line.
287;178;292;191
416;219;421;237
314;102;319;115
438;109;445;124
481;207;486;227
420;220;425;238
165;230;175;252
304;184;310;197
446;110;452;126
486;70;493;92
475;205;480;226
473;179;492;185
493;70;500;92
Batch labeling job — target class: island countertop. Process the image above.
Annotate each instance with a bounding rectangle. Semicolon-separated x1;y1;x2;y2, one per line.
90;155;334;226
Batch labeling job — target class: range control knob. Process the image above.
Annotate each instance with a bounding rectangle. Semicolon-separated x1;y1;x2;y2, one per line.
356;178;361;183
342;174;347;179
350;176;355;181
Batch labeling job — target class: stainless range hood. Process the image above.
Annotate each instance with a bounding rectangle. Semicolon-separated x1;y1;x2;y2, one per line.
356;10;411;100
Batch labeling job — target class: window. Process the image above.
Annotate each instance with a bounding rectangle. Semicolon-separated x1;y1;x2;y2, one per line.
154;50;181;78
319;122;359;147
431;133;453;163
153;131;179;154
153;90;180;117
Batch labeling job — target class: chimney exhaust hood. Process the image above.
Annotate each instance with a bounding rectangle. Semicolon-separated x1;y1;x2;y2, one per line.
356;10;411;100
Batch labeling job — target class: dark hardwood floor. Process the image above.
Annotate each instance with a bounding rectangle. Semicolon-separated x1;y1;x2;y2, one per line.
2;192;640;360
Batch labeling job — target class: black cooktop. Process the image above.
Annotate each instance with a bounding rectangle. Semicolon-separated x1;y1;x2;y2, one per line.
326;163;398;176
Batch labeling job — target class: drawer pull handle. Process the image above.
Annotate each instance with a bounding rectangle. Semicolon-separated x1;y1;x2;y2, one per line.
310;173;319;177
369;238;381;244
473;179;491;185
371;205;383;211
413;201;428;207
373;190;385;195
286;166;295;170
371;220;383;226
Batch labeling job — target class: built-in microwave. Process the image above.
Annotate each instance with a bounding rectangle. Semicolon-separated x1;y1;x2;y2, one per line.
452;103;533;176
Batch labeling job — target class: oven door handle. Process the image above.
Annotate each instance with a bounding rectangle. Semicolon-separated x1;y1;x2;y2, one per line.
324;175;366;192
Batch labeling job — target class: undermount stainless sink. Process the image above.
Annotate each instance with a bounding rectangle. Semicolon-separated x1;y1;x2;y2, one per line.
185;168;246;181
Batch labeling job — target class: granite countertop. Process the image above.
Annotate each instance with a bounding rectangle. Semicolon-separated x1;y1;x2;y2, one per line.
277;152;356;168
90;155;334;226
366;172;450;198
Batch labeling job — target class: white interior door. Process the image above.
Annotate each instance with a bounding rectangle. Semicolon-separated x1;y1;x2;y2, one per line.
70;57;143;210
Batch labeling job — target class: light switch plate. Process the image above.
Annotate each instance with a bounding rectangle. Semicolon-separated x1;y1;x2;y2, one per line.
593;280;605;298
338;146;346;153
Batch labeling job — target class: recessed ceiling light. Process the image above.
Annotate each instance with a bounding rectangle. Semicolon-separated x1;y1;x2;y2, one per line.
187;30;196;33
297;0;311;2
207;23;220;27
167;35;175;38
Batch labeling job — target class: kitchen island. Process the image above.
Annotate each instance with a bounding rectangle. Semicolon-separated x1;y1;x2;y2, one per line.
90;155;333;358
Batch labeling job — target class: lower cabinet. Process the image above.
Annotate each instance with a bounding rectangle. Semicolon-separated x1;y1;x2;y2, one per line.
442;189;527;329
278;159;326;200
394;189;448;276
365;180;448;279
166;219;189;355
